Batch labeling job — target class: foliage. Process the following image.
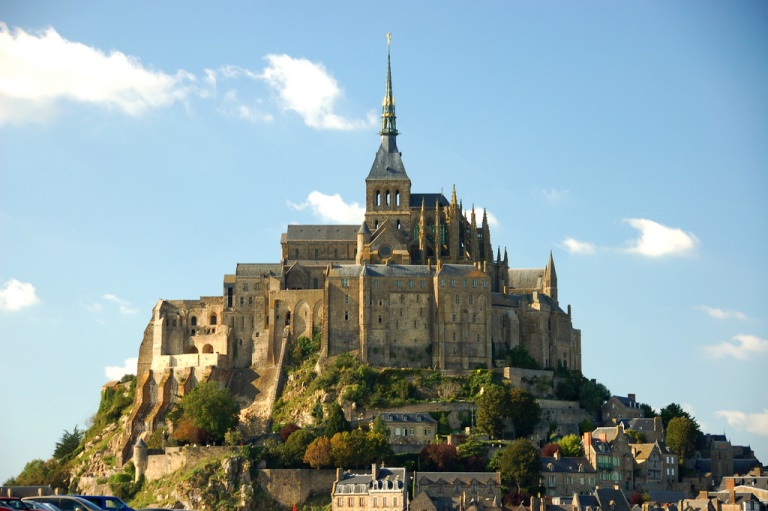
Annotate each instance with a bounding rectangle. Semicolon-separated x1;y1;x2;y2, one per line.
660;403;701;437
579;419;595;435
325;402;351;438
476;383;512;439
506;346;541;370
457;436;488;471
95;379;136;428
145;427;167;449
626;430;647;444
281;429;317;467
371;416;390;437
541;443;560;457
509;388;541;438
578;379;611;416
171;381;240;444
4;458;70;489
490;439;542;494
108;471;143;501
172;417;209;445
465;369;501;397
280;423;301;442
557;434;581;457
667;417;698;464
419;444;459;471
53;426;84;461
640;403;657;419
304;436;333;469
224;429;245;446
328;429;391;469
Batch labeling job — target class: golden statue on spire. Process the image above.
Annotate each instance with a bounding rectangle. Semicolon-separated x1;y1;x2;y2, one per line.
386;33;392;45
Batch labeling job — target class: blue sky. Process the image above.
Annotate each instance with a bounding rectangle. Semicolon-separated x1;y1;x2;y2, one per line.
1;1;766;482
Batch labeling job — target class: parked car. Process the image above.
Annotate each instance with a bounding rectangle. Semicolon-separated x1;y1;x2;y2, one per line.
15;502;60;511
0;497;39;510
71;497;133;511
22;497;101;511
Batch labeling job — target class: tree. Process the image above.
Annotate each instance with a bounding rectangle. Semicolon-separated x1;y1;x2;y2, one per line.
490;439;542;494
172;417;208;445
508;388;542;438
660;403;701;436
304;436;333;469
557;434;581;457
578;418;595;435
366;430;393;463
541;443;560;457
325;402;351;438
419;444;458;471
172;381;240;444
53;426;84;461
666;417;697;465
578;379;610;416
506;346;541;370
626;430;647;444
280;423;301;442
640;403;657;419
281;428;316;467
476;384;512;439
371;415;390;437
457;436;488;471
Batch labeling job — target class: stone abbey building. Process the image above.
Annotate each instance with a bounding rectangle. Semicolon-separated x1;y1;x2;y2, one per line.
121;42;582;462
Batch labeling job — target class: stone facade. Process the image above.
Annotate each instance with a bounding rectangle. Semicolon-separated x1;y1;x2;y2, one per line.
412;471;502;511
332;464;407;511
118;44;583;464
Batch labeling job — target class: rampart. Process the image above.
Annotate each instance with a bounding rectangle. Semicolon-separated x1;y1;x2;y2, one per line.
257;469;337;509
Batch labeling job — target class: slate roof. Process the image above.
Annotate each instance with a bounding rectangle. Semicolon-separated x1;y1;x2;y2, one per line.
594;487;633;511
284;225;360;241
436;264;488;278
540;456;595;473
508;268;544;289
416;471;501;485
619;418;657;432
235;263;283;277
366;141;409;180
336;466;407;489
647;491;687;504
328;264;435;278
410;193;450;208
374;412;437;424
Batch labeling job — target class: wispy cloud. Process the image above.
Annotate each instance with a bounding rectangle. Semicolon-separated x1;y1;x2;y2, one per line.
0;23;194;125
623;218;698;257
0;279;40;311
695;305;748;321
562;237;596;255
703;334;768;360
260;54;376;130
715;409;768;436
287;191;365;224
82;294;138;315
104;357;138;381
536;188;570;203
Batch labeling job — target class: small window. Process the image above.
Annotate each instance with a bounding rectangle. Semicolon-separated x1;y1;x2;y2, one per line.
210;314;217;325
450;279;456;287
342;277;349;288
396;280;402;287
314;248;319;259
191;316;197;326
408;279;414;288
240;297;244;306
373;279;379;287
295;248;299;259
420;280;426;288
455;295;460;305
440;279;445;287
473;279;478;288
334;248;339;258
344;295;350;304
344;311;349;321
248;296;253;305
243;283;249;291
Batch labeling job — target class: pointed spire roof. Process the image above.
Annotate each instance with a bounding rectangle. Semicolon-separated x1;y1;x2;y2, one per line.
546;250;557;281
367;34;409;182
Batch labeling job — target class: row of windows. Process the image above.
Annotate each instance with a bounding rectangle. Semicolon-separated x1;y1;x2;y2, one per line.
241;282;261;291
374;189;402;207
392;427;431;437
336;496;398;507
341;278;488;289
295;248;350;259
440;278;486;288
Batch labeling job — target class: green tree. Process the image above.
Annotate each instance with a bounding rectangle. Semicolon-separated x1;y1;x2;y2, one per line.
371;416;390;437
557;434;581;457
476;384;512;439
366;430;393;463
578;418;595;435
172;381;240;444
490;439;542;494
506;346;541;370
281;428;317;467
325;402;351;438
640;403;657;419
660;403;701;436
578;379;610;416
626;430;647;444
508;388;541;439
666;417;697;465
53;426;84;461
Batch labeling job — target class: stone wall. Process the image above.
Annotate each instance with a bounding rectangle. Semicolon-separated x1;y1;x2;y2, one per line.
257;469;337;508
143;446;233;482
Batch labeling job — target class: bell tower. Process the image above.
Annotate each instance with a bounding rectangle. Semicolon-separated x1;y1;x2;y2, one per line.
365;34;411;234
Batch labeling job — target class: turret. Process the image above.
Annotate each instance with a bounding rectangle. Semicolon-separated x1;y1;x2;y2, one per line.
543;250;558;303
356;221;371;264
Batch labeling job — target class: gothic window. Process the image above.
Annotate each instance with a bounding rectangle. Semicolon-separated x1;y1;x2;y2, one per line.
374;279;379;287
397;219;401;229
378;314;382;324
473;279;478;287
395;190;400;206
285;311;291;325
374;219;379;229
450;279;456;287
191;316;197;326
191;329;196;336
376;190;381;206
210;314;217;325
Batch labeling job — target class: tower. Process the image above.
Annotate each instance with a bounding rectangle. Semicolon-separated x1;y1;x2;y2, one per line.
364;35;412;235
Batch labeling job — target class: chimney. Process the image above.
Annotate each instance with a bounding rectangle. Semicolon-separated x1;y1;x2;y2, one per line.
726;478;736;503
628;393;636;403
372;463;378;480
554;449;561;460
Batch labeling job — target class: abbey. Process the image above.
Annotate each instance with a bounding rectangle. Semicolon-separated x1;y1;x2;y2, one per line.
123;42;581;461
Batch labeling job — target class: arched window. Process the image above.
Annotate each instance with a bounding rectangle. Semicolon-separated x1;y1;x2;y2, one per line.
396;219;401;229
386;190;391;206
202;344;213;354
376;190;381;206
190;316;197;326
285;311;291;325
185;346;198;354
210;314;217;325
395;190;400;206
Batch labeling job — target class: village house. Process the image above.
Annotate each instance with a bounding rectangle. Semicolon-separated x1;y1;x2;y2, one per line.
410;471;502;511
331;464;407;511
540;451;597;497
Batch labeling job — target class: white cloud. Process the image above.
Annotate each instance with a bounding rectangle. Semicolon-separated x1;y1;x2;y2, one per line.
0;23;194;125
695;305;748;321
260;54;375;130
0;279;40;311
104;357;138;381
623;218;698;257
716;409;768;436
562;237;596;255
703;334;768;360
536;188;570;203
287;191;365;224
462;207;500;229
103;294;139;315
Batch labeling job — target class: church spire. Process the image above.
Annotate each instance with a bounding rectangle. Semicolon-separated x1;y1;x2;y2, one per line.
380;33;398;139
